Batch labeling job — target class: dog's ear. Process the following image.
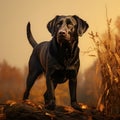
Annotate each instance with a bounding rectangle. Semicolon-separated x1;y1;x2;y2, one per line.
73;15;89;36
47;16;60;36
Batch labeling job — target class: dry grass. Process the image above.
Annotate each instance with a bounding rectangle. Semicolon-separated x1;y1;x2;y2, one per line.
89;13;120;115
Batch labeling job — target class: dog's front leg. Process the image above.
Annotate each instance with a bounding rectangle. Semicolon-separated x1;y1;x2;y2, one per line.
44;75;56;110
69;78;83;111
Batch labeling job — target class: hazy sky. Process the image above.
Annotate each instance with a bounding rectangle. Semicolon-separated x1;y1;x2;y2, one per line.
0;0;120;72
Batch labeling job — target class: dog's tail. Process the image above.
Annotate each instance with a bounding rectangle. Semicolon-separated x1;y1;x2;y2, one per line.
26;22;38;48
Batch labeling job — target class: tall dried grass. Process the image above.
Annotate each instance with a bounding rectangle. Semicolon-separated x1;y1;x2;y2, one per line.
89;12;120;115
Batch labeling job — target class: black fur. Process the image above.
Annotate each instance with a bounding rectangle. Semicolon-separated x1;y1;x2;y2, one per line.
23;15;89;111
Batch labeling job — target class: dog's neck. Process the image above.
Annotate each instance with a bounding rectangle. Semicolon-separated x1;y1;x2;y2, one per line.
49;37;79;66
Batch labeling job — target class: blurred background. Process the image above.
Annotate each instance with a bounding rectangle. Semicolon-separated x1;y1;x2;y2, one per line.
0;0;120;107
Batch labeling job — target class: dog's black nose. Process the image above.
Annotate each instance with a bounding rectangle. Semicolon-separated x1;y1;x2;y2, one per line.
59;30;66;36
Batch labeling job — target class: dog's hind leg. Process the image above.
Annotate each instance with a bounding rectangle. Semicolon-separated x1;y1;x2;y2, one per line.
23;56;43;100
23;71;40;100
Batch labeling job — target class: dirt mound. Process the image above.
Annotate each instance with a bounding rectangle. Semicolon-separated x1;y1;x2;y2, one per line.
0;100;120;120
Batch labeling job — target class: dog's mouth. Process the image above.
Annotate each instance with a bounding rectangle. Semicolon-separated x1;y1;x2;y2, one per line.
57;34;71;45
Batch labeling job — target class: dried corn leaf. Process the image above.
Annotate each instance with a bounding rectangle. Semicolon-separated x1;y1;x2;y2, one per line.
107;63;113;84
116;68;120;76
114;53;120;65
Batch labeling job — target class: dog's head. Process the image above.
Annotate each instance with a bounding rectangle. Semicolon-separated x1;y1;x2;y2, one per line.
47;15;89;45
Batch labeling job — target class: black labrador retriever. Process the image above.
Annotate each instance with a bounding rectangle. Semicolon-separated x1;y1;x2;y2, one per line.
23;15;89;111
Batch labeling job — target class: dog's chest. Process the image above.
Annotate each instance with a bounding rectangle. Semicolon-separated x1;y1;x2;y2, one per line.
47;44;80;83
52;68;76;83
50;59;79;83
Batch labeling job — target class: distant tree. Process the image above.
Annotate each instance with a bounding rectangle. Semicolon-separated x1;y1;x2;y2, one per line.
0;60;24;103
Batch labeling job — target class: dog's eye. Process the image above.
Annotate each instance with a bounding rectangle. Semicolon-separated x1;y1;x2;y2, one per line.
56;21;63;27
66;19;73;25
66;19;73;28
68;24;73;27
67;23;73;29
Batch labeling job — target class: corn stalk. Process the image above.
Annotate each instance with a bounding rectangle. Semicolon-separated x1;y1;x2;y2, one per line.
89;13;120;115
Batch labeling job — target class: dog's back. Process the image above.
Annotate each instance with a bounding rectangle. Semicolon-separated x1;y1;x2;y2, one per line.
27;22;50;73
36;42;50;72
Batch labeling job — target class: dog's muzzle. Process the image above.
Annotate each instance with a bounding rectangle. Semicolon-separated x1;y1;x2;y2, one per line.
57;29;71;44
58;29;66;38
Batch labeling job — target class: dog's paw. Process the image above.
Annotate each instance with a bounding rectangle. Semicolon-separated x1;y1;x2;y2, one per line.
71;102;83;112
45;100;56;110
